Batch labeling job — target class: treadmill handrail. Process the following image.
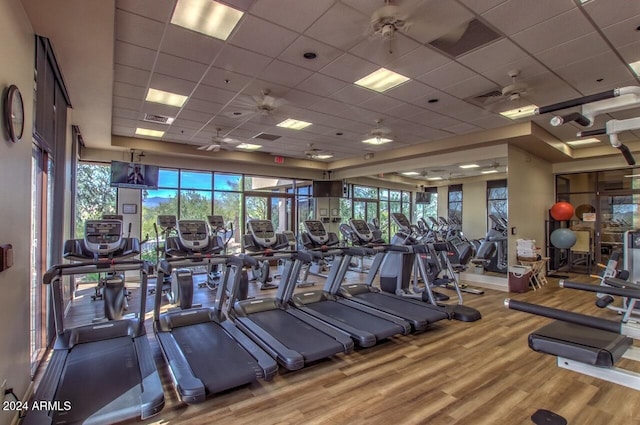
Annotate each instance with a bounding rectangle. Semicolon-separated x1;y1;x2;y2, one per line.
43;258;148;284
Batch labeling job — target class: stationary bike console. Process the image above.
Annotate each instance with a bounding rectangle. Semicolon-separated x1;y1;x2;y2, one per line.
349;219;373;244
64;219;140;261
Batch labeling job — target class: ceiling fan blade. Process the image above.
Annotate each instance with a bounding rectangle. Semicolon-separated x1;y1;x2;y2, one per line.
196;145;209;150
397;0;473;43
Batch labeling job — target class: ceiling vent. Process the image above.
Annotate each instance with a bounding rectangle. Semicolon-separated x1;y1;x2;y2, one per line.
465;89;503;107
429;19;501;57
143;113;173;124
253;132;281;141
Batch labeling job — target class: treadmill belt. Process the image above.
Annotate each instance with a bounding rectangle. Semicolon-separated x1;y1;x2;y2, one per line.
306;301;402;339
249;309;343;362
171;322;260;393
54;336;141;424
354;292;448;323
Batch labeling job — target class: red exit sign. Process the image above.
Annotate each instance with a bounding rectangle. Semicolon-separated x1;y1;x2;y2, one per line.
274;156;284;164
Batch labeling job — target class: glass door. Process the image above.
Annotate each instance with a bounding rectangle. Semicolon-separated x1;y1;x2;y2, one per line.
596;192;639;265
244;194;294;234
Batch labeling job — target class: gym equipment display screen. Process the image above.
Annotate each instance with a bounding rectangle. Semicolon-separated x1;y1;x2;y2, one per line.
110;161;159;189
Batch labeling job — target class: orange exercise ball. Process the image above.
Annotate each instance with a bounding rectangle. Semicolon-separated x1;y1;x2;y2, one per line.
550;202;574;221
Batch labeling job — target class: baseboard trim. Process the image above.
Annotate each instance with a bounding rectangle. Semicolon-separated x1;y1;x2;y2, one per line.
10;380;34;425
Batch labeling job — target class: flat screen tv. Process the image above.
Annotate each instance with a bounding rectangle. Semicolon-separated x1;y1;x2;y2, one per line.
415;191;432;204
313;180;344;198
110;161;159;189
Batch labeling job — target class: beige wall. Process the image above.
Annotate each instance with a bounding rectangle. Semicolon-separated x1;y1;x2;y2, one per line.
507;146;555;265
461;180;488;241
0;0;35;422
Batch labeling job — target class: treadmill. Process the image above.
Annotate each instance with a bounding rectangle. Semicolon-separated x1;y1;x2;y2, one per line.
228;220;354;371
23;220;164;425
153;219;278;404
303;220;451;332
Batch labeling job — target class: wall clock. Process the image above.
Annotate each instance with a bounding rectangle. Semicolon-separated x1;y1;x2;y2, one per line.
4;85;24;143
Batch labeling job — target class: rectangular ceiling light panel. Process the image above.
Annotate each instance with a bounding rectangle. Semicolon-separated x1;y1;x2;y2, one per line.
236;143;262;150
362;137;393;145
135;128;165;138
171;0;244;40
354;68;410;93
499;104;538;120
146;88;188;107
566;138;601;147
277;118;312;130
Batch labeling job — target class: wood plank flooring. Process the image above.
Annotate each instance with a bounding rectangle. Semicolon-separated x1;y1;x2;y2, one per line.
63;270;640;425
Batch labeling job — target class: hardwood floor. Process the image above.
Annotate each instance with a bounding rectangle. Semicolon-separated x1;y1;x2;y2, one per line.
64;270;640;425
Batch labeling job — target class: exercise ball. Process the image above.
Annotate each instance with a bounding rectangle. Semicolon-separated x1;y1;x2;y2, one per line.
550;228;577;249
550;202;574;221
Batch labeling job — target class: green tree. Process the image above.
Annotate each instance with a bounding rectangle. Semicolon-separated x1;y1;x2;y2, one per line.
75;163;116;237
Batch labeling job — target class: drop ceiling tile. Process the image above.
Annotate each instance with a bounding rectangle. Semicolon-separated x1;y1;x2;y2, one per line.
229;15;299;57
349;34;421;68
308;98;352;116
148;73;196;95
458;0;509;14
178;108;215;123
511;8;593;54
304;2;369;51
583;0;640;28
386;46;451;79
114;41;156;70
113;81;147;100
601;17;640;48
184;98;226;114
481;0;576;36
259;60;314;87
330;85;377;105
115;9;165;50
278;36;344;71
142;101;181;117
481;60;548;87
116;0;175;22
385;103;427;120
191;84;237;104
213;46;273;77
408;110;462;129
469;113;515;129
296;72;349;96
161;24;225;64
441;75;496;99
114;64;151;87
384;80;437;103
112;96;142;111
443;122;482;135
171;117;207;130
201;67;253;92
359;95;405;114
112;125;135;136
249;0;334;33
320;53;379;84
536;32;610;70
112;117;138;128
416;61;477;88
112;107;139;120
618;41;640;65
554;51;632;94
155;53;209;82
283;89;326;108
457;38;529;75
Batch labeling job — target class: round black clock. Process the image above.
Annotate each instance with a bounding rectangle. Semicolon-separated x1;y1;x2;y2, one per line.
4;85;24;143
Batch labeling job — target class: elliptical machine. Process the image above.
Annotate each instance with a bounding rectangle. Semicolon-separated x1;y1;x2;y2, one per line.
300;219;340;277
65;219;139;320
243;219;289;289
204;215;233;288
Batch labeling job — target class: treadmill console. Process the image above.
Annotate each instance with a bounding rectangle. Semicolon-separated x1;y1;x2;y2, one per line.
158;215;177;229
247;219;276;247
102;214;124;221
207;215;225;230
391;212;411;233
349;219;372;242
177;220;209;250
304;220;329;245
84;220;123;254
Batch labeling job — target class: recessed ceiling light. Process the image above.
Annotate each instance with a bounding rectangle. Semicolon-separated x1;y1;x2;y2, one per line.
171;0;244;41
145;88;188;107
303;52;317;59
236;143;262;150
362;136;393;145
481;169;499;174
629;60;640;77
276;118;312;130
459;164;479;169
427;98;439;103
401;171;420;176
135;128;165;138
499;104;538;119
354;68;410;93
566;138;601;147
426;177;442;181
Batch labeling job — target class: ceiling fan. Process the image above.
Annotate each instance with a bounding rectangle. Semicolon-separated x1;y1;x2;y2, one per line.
368;0;473;52
479;70;532;108
196;128;241;152
363;119;394;145
224;89;288;123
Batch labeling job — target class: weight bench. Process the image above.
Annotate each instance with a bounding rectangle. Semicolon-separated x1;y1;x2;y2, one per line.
506;299;640;391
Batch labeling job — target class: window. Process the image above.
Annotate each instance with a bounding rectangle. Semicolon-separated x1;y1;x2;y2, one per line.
414;188;438;223
448;184;463;223
74;163;117;237
487;180;508;230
